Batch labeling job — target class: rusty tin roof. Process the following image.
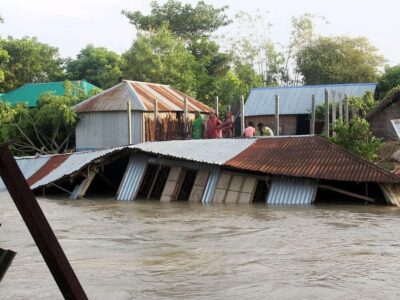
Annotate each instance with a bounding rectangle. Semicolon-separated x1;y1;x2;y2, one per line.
75;81;213;113
224;135;400;183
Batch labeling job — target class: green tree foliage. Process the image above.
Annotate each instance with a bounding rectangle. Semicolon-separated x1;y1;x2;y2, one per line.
0;36;65;92
330;117;382;161
122;0;231;40
66;45;123;89
297;36;385;85
0;81;98;155
123;26;197;96
377;65;400;99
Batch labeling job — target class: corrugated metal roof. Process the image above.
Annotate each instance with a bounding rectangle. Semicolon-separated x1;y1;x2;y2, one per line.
117;154;148;201
245;83;377;116
75;80;213;113
0;80;99;108
267;177;317;205
225;136;400;183
130;138;257;165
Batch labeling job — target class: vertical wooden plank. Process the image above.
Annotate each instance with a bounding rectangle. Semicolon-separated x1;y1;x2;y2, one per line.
275;95;280;136
344;94;349;124
324;89;329;137
240;95;245;135
331;96;336;136
310;94;316;135
339;97;343;121
153;99;158;141
0;145;88;300
127;101;132;145
183;97;188;138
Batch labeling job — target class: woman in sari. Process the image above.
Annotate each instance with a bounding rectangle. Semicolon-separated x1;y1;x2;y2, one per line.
192;112;204;139
221;111;234;138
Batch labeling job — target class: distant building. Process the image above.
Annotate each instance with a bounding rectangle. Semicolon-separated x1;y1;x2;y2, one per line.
0;80;98;108
74;80;213;150
245;83;377;135
367;88;400;141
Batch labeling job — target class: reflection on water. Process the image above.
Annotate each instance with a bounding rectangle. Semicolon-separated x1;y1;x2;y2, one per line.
1;192;400;299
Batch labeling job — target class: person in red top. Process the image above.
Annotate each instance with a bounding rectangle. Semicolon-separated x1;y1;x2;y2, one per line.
206;112;222;139
243;121;256;137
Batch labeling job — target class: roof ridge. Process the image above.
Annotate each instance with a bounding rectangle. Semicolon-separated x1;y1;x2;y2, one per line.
251;82;377;91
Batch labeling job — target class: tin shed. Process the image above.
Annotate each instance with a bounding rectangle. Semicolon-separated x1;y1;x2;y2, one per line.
74;80;213;151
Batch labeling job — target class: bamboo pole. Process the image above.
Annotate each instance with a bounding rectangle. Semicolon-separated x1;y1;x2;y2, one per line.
324;89;329;137
153;99;158;141
127;101;132;145
331;96;336;136
339;98;343;121
214;96;219;117
240;95;245;135
310;94;315;135
183;97;188;138
344;94;349;123
275;95;280;136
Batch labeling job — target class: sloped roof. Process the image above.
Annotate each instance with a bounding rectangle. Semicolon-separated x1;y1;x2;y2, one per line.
366;87;400;120
0;80;98;107
74;80;213;113
245;83;377;116
225;135;400;183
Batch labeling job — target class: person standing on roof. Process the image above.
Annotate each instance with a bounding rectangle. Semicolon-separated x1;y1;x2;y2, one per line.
222;111;234;138
257;122;274;136
243;121;256;137
192;111;204;139
206;112;222;139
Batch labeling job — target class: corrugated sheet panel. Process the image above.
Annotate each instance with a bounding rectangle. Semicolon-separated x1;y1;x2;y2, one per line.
390;119;400;139
245;83;377;116
225;136;400;183
75;81;213;113
31;147;124;190
117;154;148;201
267;177;317;205
131;138;256;165
380;183;400;207
76;111;133;150
202;168;220;203
132;111;144;145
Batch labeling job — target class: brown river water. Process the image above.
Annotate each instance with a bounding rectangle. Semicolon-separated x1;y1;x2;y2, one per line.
1;191;400;299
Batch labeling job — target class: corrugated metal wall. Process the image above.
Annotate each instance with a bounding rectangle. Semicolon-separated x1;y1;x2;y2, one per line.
202;168;220;203
117;154;148;201
76;111;144;150
267;177;317;205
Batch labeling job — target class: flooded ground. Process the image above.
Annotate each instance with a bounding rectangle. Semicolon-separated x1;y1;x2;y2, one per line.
1;192;400;299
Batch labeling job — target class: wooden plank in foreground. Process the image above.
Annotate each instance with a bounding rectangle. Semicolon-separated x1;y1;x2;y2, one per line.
0;145;88;300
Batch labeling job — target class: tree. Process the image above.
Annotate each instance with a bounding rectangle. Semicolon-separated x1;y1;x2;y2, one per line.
0;81;98;155
66;45;123;89
296;36;385;85
0;36;65;92
377;65;400;99
122;26;197;96
330;117;382;161
122;0;231;40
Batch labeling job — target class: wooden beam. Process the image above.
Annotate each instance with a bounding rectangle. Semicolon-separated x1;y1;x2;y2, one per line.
0;144;88;299
324;89;329;137
275;95;280;136
240;95;245;135
318;184;375;203
310;94;316;134
153;99;158;141
344;94;349;123
127;101;132;145
0;248;16;282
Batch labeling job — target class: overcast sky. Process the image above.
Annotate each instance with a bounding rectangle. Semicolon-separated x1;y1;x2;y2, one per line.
1;0;399;65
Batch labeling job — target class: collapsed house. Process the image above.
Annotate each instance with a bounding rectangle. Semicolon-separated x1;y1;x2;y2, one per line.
74;80;213;151
245;83;377;135
1;136;400;206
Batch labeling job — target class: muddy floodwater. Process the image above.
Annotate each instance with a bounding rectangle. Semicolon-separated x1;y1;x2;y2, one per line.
1;192;400;299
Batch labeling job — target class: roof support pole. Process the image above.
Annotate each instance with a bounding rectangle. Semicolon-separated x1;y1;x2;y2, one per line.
0;144;88;299
183;97;188;139
275;95;280;136
127;101;132;145
332;95;336;136
324;89;329;137
344;94;349;124
240;95;245;136
153;99;158;141
214;96;219;117
310;94;316;135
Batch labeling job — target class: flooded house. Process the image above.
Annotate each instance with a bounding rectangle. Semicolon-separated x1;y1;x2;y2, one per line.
367;88;400;140
2;136;400;206
244;83;377;135
74;80;213;151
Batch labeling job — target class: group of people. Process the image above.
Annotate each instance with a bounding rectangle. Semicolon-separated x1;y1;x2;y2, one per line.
192;111;274;139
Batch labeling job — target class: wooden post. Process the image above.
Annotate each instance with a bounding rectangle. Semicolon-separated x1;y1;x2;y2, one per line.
153;99;158;141
344;94;349;123
310;94;316;135
331;96;336;136
275;95;280;136
0;144;88;299
240;95;245;135
339;98;343;121
324;89;329;137
214;96;219;117
127;101;132;145
183;97;188;138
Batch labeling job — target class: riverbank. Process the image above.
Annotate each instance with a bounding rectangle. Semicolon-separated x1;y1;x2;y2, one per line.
1;192;400;299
